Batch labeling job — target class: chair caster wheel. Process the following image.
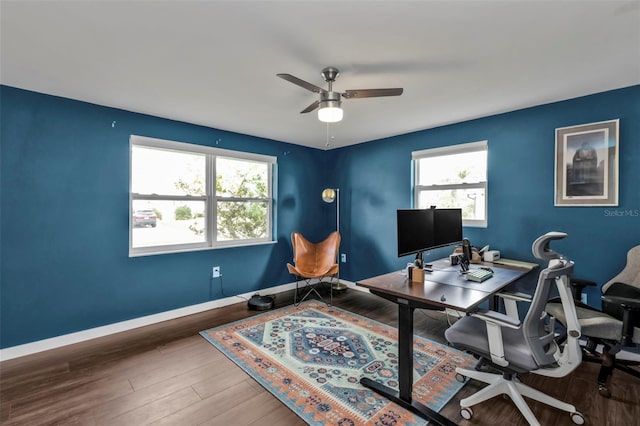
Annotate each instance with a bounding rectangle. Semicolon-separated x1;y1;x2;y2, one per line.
570;411;585;425
460;407;473;420
456;373;466;383
598;384;611;398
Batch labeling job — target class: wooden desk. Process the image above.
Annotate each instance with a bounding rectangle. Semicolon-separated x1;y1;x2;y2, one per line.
356;257;535;426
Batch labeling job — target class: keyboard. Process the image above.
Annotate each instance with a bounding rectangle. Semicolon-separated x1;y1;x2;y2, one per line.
466;268;493;282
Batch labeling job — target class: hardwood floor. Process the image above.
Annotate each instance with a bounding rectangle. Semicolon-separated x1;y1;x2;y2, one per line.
1;289;638;425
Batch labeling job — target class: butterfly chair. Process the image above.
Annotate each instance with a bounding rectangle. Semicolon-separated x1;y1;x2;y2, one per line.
445;232;585;425
546;244;640;398
287;231;340;306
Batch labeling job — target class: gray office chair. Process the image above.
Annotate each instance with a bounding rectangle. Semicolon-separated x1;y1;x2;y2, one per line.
546;244;640;398
445;232;585;425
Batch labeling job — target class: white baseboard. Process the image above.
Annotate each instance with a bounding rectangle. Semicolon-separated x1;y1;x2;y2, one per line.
0;279;362;362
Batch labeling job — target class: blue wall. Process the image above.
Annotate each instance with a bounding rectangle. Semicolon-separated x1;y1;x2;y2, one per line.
335;86;640;303
0;86;329;348
2;85;638;349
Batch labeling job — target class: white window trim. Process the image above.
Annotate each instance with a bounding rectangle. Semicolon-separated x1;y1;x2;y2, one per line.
129;135;276;257
412;140;487;160
413;140;488;228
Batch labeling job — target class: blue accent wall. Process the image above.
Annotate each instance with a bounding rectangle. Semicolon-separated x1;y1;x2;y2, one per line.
335;86;640;305
2;84;638;349
0;86;328;348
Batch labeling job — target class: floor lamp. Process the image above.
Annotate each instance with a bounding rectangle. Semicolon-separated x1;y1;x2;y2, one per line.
322;188;347;292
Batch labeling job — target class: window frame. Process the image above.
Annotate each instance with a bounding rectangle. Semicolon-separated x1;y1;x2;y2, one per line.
412;140;488;227
129;135;276;257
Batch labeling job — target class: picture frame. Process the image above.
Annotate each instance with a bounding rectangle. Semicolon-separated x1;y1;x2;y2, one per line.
555;119;619;206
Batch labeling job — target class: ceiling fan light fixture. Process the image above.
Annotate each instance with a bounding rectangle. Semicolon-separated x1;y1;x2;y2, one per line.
318;100;343;123
277;67;402;124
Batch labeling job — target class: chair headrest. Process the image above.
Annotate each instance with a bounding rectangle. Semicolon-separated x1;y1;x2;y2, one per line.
532;232;567;261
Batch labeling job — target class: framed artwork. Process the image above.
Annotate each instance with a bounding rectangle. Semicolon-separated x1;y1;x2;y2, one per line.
554;119;619;206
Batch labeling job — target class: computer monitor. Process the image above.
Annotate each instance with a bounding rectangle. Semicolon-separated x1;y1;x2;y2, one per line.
397;209;435;258
397;208;463;259
433;208;463;249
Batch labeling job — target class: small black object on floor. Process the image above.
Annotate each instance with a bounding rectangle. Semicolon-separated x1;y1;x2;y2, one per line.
248;294;275;310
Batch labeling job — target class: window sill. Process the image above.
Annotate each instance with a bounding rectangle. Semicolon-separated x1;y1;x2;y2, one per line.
129;239;277;257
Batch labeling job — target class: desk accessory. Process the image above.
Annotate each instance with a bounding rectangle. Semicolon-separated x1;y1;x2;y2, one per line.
493;258;539;270
411;266;425;283
453;243;482;264
466;269;493;282
483;250;500;262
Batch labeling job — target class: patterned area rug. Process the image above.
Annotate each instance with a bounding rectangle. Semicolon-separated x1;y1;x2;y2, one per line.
200;301;476;425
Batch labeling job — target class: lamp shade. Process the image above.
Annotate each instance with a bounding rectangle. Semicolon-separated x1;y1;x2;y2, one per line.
318;92;343;123
318;106;343;123
318;100;342;123
322;188;337;203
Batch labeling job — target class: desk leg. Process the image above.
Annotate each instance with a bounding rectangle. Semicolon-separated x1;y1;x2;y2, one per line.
398;301;414;401
360;301;457;426
490;294;499;311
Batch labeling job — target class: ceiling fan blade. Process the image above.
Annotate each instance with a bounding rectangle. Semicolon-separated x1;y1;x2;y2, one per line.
300;100;320;114
277;73;325;93
342;88;403;99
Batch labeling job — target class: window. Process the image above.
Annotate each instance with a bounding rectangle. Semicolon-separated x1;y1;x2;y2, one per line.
130;135;276;256
413;141;488;227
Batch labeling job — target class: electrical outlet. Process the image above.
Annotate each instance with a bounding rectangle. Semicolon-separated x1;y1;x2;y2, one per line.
581;293;588;304
341;253;347;263
212;266;221;278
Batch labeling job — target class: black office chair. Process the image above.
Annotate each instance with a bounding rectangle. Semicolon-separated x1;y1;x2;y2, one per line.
445;232;585;425
546;244;640;398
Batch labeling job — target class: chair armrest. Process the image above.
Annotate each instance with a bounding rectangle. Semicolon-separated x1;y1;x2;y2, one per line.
470;309;521;367
497;291;532;302
495;291;532;319
601;295;640;311
602;295;640;346
472;309;521;329
570;277;597;301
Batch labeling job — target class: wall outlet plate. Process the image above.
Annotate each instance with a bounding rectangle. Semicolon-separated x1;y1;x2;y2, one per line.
212;266;221;278
341;253;347;263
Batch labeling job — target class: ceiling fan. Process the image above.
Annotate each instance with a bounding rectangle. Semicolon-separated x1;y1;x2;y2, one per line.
277;67;403;123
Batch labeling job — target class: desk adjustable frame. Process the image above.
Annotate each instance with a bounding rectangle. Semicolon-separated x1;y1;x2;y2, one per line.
359;290;457;426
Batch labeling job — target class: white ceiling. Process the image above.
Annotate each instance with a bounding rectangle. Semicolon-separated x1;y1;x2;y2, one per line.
2;1;639;150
